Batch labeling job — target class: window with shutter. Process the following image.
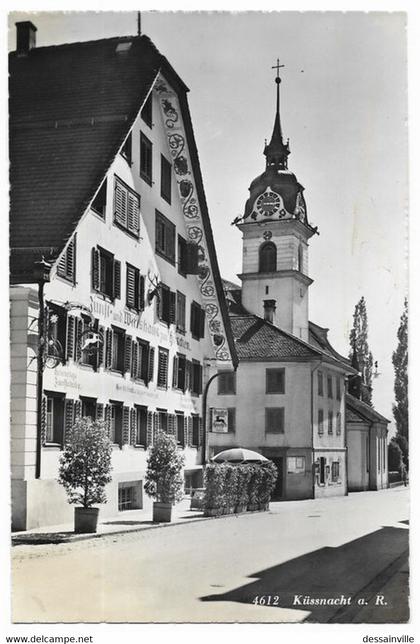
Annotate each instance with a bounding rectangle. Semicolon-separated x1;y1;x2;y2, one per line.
176;292;186;333
74;400;82;421
158;283;172;325
191;360;202;396
139;275;145;311
57;235;76;283
122;407;130;444
185;360;192;391
318;409;324;435
169;291;176;325
66;316;76;362
227;408;236;433
105;328;113;369
190;301;205;340
178;235;187;276
135;406;148;446
176;413;185;447
155;210;175;264
124;335;132;373
113;176;140;237
111;327;126;373
172;355;179;389
140;132;153;184
126;264;143;312
97;325;105;368
147;346;155;383
110;402;123;446
192;415;200;447
265;408;285;434
157;347;169;388
146;410;154;446
266;368;285;394
336;412;342;435
40;395;47;446
44;394;65;446
96;402;104;422
161;154;172;204
93;246;119;300
130;408;136;445
174;354;186;391
64;399;75;442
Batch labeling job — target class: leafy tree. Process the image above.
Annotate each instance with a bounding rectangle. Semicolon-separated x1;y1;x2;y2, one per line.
58;418;113;508
387;437;403;472
392;299;408;462
144;432;185;503
349;296;374;405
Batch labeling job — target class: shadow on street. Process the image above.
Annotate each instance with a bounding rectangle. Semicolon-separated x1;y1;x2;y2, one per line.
200;525;409;623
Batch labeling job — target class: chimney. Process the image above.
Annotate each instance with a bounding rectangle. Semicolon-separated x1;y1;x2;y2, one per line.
263;299;276;324
16;21;37;56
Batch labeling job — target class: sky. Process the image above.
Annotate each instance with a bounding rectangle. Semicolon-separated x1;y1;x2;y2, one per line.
7;10;408;427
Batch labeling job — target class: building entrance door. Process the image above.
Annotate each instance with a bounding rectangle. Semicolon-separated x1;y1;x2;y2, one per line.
270;457;284;500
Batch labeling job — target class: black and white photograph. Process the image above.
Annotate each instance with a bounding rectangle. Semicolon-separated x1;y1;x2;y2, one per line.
5;6;413;633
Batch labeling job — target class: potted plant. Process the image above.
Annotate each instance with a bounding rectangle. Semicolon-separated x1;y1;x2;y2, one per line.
58;417;113;533
144;432;185;522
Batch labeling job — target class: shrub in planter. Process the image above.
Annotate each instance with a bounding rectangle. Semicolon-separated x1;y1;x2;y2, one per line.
144;432;185;522
257;462;278;509
235;465;251;513
58;418;113;533
247;464;260;511
203;463;227;516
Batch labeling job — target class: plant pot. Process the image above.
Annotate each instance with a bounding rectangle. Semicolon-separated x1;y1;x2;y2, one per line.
153;502;172;523
74;507;99;533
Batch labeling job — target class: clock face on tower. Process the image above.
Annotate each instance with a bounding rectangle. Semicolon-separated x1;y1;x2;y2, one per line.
255;191;281;217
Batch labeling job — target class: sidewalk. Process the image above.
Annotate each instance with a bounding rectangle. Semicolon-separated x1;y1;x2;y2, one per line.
12;498;206;545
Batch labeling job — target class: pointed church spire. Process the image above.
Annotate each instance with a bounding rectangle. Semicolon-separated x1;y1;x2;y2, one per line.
264;58;290;170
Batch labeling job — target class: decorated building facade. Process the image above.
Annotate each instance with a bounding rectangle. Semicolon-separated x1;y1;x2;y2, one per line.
10;23;237;530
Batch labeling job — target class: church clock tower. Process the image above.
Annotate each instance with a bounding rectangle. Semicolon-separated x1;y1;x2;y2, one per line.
235;60;317;341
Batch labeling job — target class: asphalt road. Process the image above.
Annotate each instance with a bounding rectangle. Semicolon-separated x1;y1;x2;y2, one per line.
12;488;409;623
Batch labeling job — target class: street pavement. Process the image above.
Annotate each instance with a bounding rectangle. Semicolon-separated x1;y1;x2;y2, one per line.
12;487;409;623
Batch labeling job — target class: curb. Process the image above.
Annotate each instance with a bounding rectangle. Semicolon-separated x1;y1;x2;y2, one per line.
12;508;272;547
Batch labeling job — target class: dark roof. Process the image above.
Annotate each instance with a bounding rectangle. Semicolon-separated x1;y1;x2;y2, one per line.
309;321;356;373
9;32;238;367
9;34;180;280
231;315;321;361
346;393;390;425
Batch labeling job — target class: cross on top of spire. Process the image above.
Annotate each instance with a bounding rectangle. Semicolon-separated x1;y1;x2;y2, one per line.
272;58;285;83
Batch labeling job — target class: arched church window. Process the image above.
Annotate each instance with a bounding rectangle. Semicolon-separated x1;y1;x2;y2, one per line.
298;243;303;272
259;242;277;273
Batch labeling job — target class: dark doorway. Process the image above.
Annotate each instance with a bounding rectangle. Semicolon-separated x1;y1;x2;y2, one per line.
271;457;284;500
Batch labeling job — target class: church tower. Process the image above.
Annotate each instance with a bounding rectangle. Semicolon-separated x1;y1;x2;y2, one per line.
235;61;317;341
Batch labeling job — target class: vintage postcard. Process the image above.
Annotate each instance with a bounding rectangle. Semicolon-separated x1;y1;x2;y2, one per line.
7;8;410;633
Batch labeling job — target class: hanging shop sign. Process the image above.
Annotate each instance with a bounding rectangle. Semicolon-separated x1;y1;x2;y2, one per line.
211;408;229;433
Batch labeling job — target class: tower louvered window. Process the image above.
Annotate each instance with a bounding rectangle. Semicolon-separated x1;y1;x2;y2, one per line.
57;235;76;283
113;176;140;237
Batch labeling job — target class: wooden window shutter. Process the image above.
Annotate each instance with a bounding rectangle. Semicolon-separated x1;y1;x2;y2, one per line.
130;408;136;445
185;360;191;391
153;411;159;439
127;192;140;236
124;335;132;373
147;346;155;383
66;235;76;282
122;406;130;444
198;364;203;395
75;318;83;362
105;404;112;438
114;179;128;227
105;328;113;369
66;315;76;361
169;291;176;325
139;275;145;311
126;265;136;308
40;395;47;447
97;325;105;368
131;340;138;378
91;247;100;291
172;355;178;389
146;411;154;446
199;307;206;339
183;416;188;447
64;399;75;443
74;400;82;421
113;260;121;299
57;253;67;278
199;417;203;446
96;402;104;422
168;414;175;437
187;416;193;447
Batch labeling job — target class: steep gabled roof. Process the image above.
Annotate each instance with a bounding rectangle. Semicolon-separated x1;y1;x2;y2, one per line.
9;31;238;367
231;315;321;361
9;35;165;280
309;321;352;366
346;393;390;424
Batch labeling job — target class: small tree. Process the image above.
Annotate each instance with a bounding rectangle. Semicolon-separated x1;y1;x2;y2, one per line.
58;418;113;508
144;432;185;504
388;437;403;472
349;296;374;405
392;299;408;467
